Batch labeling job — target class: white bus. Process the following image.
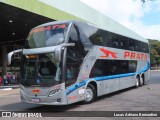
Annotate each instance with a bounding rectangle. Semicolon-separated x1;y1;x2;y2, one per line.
8;20;150;105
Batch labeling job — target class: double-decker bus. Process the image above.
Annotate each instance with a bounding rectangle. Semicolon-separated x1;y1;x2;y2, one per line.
8;20;150;105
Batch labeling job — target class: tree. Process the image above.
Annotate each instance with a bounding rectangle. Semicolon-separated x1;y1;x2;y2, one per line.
148;39;160;69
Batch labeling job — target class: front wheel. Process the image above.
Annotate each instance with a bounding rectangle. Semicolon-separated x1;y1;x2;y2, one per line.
83;84;96;104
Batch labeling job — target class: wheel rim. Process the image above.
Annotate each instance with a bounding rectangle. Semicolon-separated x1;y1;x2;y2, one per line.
140;78;143;85
136;78;139;87
85;88;93;102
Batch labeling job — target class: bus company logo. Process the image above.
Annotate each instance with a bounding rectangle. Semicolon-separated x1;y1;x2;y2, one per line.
32;88;40;94
99;48;118;58
30;24;67;34
124;51;148;60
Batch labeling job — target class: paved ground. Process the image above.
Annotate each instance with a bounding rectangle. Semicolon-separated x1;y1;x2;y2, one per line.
0;71;159;120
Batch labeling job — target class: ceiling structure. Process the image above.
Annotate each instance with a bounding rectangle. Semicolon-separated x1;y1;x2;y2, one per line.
0;2;53;46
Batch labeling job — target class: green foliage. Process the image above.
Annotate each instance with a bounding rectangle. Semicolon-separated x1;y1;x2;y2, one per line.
148;39;160;68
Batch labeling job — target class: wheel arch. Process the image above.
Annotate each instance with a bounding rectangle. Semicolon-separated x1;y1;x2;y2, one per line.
86;80;97;97
136;74;140;79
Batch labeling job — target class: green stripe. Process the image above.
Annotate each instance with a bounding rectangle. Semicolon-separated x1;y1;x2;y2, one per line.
0;0;82;20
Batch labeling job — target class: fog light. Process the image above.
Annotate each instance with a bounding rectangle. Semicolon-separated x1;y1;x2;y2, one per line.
57;98;61;102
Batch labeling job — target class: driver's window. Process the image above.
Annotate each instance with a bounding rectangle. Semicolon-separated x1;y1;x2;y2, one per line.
67;66;76;79
66;56;79;87
65;25;82;87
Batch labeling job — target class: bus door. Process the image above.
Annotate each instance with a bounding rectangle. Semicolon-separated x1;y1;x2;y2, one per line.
65;25;85;104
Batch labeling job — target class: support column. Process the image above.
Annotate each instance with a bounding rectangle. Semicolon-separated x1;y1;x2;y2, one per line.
2;45;7;75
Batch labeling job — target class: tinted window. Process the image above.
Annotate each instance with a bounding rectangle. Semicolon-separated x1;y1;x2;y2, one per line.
89;60;109;77
76;22;98;41
138;42;142;52
134;40;139;51
66;55;79;87
145;43;149;53
119;36;127;49
68;26;85;57
26;24;68;48
129;61;137;72
121;61;129;73
141;42;146;52
75;23;94;53
76;22;149;53
128;39;135;51
77;22;111;47
89;60;137;78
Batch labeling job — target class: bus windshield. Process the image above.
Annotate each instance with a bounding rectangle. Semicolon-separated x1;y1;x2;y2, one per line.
25;23;68;48
20;53;61;87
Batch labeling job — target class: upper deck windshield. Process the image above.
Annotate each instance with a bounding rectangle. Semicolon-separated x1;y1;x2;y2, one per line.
20;53;61;87
25;23;68;48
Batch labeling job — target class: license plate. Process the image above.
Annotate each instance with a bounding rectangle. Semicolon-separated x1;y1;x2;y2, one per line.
32;98;40;103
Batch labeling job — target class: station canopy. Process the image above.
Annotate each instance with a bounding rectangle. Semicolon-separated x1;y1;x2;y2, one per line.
0;3;51;46
0;0;147;47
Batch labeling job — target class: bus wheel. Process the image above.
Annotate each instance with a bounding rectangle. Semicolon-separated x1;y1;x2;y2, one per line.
83;84;96;104
139;77;144;87
135;76;140;88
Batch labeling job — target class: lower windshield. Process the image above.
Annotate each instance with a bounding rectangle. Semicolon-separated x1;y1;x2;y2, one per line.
20;53;61;87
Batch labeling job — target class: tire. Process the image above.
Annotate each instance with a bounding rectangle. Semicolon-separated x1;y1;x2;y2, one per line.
142;76;145;85
83;84;96;104
139;76;144;87
135;76;140;88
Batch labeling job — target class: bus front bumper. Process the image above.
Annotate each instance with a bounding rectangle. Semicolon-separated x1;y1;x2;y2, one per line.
20;89;68;105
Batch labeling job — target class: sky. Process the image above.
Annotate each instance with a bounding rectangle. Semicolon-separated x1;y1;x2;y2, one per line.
80;0;160;40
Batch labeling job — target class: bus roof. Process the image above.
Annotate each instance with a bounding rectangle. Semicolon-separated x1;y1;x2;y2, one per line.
33;20;148;43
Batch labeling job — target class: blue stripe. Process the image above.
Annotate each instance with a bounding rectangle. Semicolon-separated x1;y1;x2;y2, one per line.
66;80;87;95
94;73;136;81
66;61;150;95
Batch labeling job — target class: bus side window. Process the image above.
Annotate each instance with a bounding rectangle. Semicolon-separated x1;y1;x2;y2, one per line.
90;67;102;77
65;51;80;87
129;61;137;72
66;64;79;86
128;40;135;51
69;25;85;57
112;40;119;48
121;61;129;73
111;65;117;75
119;36;127;49
145;43;149;53
89;59;110;78
66;67;76;79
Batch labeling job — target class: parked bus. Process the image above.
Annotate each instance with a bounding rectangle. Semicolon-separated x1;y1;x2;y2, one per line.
8;20;150;105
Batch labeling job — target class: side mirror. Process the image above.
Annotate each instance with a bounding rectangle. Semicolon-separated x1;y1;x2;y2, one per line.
7;49;22;65
54;43;75;62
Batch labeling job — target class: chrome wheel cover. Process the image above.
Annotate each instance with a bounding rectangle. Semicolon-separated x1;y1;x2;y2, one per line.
85;88;93;102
